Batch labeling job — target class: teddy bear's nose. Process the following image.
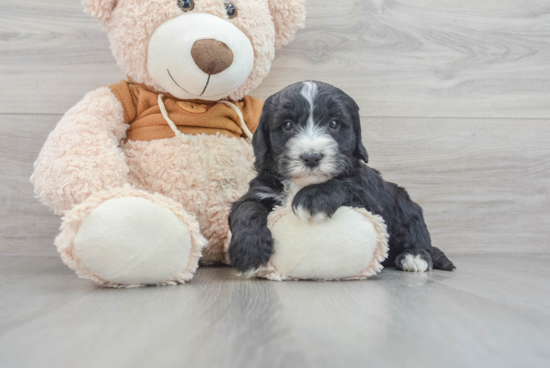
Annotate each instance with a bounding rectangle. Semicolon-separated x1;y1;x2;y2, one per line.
191;39;234;75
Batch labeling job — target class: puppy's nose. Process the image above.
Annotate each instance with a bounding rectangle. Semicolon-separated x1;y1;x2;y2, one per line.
191;39;234;75
301;152;324;167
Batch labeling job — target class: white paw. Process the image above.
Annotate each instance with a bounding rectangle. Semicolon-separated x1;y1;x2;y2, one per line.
312;212;328;222
401;254;429;273
295;205;312;221
294;206;327;222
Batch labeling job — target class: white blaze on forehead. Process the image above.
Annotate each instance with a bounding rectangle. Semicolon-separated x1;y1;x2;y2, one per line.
297;81;324;149
300;81;318;125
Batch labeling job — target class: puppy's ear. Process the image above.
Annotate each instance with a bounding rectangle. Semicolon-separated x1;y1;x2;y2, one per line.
351;108;369;163
253;103;273;172
83;0;117;21
268;0;306;49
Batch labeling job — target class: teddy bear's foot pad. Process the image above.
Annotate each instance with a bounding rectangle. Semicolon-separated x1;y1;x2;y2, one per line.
73;196;193;285
261;206;389;281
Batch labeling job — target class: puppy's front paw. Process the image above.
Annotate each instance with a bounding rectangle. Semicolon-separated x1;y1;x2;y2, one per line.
292;186;339;223
294;205;328;222
395;249;433;273
229;226;273;273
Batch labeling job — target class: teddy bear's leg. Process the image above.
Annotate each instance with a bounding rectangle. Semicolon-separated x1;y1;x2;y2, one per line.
55;186;207;287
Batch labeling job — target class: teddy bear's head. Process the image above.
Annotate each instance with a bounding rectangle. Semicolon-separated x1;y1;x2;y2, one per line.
84;0;306;101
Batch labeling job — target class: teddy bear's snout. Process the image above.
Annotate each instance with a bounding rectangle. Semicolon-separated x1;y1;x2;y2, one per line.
191;39;234;75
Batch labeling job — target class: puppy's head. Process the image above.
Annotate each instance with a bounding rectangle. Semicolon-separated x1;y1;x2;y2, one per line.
253;81;368;185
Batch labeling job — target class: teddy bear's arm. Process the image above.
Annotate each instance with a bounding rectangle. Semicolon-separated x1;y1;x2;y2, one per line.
31;87;130;215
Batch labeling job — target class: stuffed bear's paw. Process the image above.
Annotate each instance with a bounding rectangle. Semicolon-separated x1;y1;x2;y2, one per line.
229;225;273;273
395;249;433;273
265;206;390;280
71;196;197;286
291;186;341;222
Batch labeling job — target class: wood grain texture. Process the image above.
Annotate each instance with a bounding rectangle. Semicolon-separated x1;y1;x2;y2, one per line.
363;117;550;254
264;0;550;118
1;255;549;368
2;114;549;256
0;0;124;115
0;114;60;257
0;0;549;117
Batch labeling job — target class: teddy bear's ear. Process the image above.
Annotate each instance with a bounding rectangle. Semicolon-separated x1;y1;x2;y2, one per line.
83;0;117;21
268;0;306;49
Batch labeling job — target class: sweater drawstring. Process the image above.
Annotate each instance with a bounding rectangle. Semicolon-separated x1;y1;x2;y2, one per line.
157;94;253;140
217;100;253;139
158;94;185;141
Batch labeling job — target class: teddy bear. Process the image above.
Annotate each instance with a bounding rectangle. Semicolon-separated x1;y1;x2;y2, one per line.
31;0;306;287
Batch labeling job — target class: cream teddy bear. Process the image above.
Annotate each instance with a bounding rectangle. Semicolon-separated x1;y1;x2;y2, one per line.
31;0;306;287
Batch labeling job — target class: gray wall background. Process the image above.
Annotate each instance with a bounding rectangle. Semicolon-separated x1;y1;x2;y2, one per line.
1;0;549;257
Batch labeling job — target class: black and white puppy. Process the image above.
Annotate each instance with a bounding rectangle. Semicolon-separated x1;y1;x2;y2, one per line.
229;81;455;273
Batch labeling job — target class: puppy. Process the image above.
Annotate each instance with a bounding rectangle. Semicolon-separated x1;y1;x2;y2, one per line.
229;81;455;273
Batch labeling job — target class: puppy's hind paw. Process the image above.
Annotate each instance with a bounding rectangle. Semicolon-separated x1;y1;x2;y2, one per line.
401;255;428;273
395;249;433;273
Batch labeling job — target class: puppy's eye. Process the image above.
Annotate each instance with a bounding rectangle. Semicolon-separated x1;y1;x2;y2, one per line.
283;121;294;131
329;120;340;131
178;0;194;12
225;2;237;19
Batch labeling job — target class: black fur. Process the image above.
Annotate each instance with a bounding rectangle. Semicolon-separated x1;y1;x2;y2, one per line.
229;81;455;273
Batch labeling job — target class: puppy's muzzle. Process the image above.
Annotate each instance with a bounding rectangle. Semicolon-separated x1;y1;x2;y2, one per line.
301;152;324;168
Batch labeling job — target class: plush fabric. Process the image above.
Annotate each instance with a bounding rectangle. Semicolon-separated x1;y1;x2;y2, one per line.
147;13;255;101
122;134;256;265
191;39;235;75
31;87;129;215
32;0;306;286
74;197;193;285
108;79;263;140
255;206;389;281
268;0;307;50
56;186;207;288
86;0;306;101
82;0;116;21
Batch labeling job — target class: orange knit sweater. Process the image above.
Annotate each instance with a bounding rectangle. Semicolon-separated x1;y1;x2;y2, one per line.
108;79;263;141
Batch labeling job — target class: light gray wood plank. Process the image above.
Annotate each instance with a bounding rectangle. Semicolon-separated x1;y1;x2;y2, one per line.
0;114;60;257
2;114;549;256
363;117;550;254
0;0;124;115
0;255;549;368
429;254;550;316
262;0;550;119
1;0;549;117
0;257;98;333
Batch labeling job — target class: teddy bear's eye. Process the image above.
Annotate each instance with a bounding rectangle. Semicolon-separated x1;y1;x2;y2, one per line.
225;2;237;19
178;0;195;12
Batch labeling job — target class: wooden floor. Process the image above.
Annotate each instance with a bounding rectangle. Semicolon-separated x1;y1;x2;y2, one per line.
1;1;550;366
0;254;549;368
